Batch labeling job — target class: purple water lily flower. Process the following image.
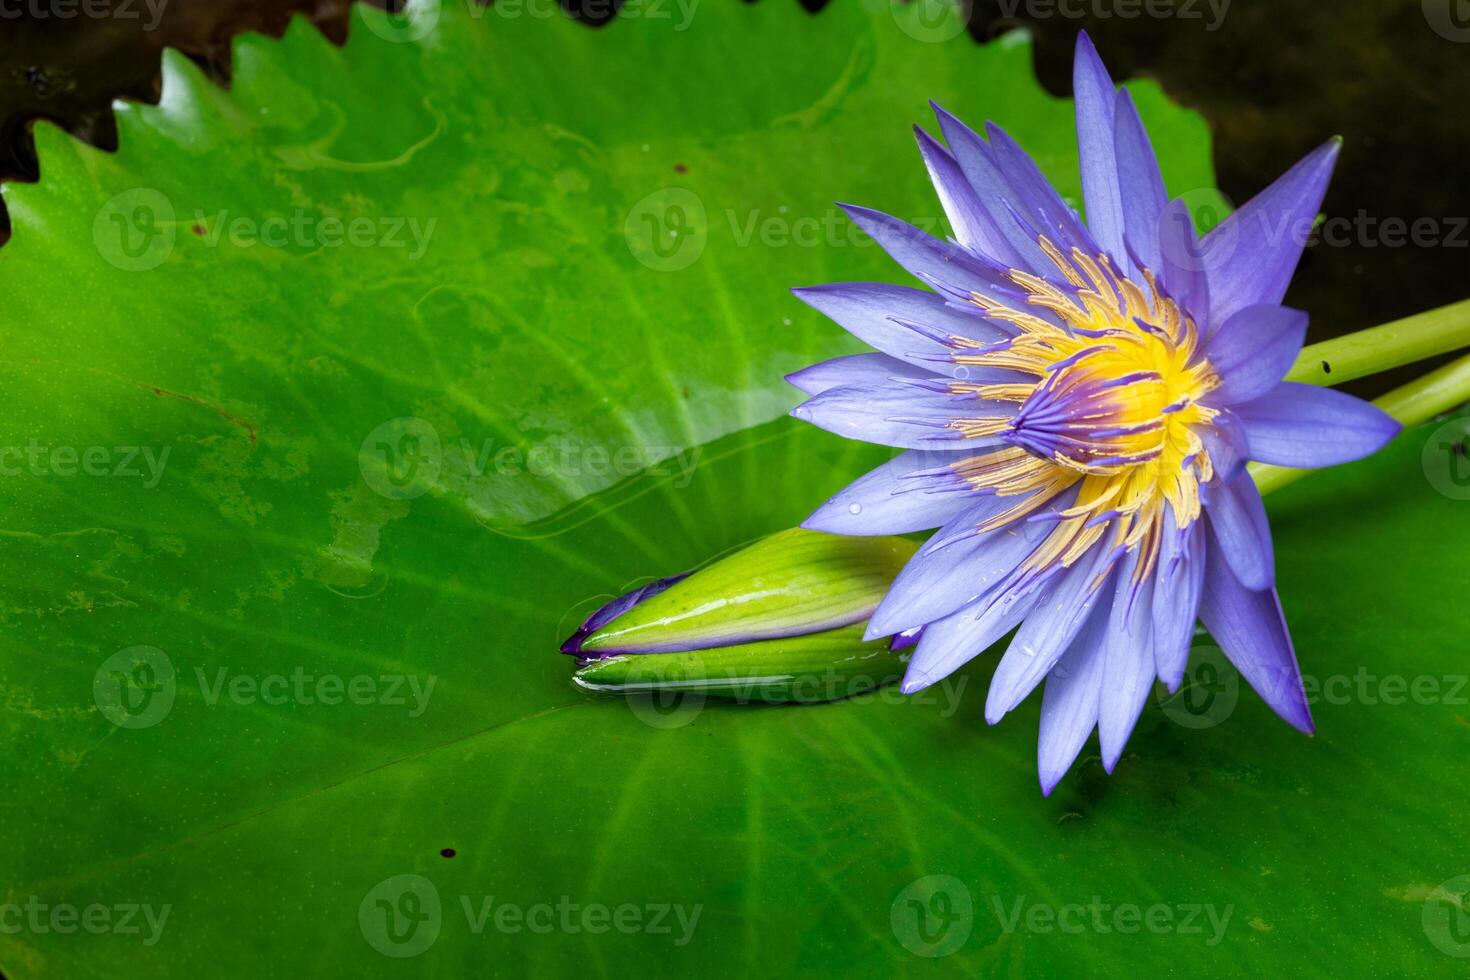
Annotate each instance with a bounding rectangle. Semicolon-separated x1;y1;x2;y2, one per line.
787;33;1400;794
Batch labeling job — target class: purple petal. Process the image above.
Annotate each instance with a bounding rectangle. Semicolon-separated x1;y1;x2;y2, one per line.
1199;139;1340;326
1113;89;1168;276
1152;515;1205;690
1037;596;1109;796
984;121;1096;257
928;104;1054;273
791;281;1011;370
1198;529;1314;734
1073;32;1128;272
802;449;978;536
790;378;1016;450
1098;551;1157;771
985;543;1116;724
866;486;1077;638
891;626;924;651
561;573;690;657
1200;411;1248;481
1202;304;1308;405
901;583;1041;694
1232;382;1401;468
1205;473;1275;591
1157;198;1210;321
837;206;1018;300
914;126;1013;259
785;353;935;397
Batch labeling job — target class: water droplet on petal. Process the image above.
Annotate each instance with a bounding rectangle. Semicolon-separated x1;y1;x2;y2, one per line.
848;503;863;515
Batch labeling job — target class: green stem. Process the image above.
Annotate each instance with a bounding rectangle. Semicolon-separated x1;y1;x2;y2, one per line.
1254;349;1470;496
1284;298;1470;386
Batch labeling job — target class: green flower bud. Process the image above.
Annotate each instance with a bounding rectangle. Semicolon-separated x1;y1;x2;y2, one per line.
562;528;918;703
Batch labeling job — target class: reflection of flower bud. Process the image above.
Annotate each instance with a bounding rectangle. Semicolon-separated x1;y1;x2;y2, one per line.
562;529;919;703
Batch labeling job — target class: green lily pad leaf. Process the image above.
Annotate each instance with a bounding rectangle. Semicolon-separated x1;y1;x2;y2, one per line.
0;1;1459;976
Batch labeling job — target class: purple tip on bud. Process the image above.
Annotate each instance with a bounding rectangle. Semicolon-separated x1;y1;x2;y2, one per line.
560;573;691;659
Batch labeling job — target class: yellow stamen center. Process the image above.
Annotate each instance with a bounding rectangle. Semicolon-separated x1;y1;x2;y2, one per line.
944;237;1221;582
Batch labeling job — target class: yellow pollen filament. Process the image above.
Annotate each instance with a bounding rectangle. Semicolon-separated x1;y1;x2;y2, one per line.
951;416;1014;440
946;236;1223;583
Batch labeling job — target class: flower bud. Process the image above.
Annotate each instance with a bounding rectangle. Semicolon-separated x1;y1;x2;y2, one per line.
562;528;918;702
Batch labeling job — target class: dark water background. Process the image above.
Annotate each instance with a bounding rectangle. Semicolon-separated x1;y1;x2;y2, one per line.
2;0;1465;394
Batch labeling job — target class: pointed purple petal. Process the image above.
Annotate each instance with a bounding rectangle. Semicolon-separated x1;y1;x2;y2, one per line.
901;583;1040;694
929;104;1053;273
790;379;1015;450
866;486;1077;638
1202;304;1309;405
1037;594;1110;795
1233;381;1400;468
1157;198;1210;321
785;353;932;396
1073;32;1128;271
1098;552;1157;771
1152;516;1205;690
791;281;1010;369
1198;529;1314;734
914;126;1013;260
802;449;978;536
1205;473;1275;591
1113;89;1168;276
1199;139;1340;326
986;543;1115;723
984;120;1096;257
837;205;1017;300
